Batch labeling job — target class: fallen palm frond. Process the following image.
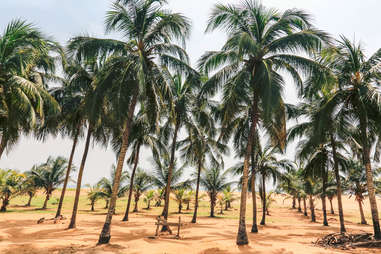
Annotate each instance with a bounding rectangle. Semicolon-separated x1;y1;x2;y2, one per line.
314;232;381;250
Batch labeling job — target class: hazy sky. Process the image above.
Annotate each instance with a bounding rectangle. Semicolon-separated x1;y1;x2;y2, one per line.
1;0;380;185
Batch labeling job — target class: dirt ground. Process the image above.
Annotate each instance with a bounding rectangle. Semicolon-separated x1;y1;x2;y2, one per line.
0;192;380;254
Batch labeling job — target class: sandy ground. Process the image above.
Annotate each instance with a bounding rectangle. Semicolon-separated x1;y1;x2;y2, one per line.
0;193;380;254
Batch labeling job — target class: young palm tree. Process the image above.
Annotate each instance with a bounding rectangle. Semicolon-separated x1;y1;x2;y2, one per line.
0;20;60;159
200;166;232;217
132;168;152;213
172;188;187;214
21;171;39;207
86;183;104;212
98;165;129;213
200;0;329;244
31;156;68;209
0;169;24;212
143;190;155;210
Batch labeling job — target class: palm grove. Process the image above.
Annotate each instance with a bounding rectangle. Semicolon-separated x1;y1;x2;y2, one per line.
1;0;381;246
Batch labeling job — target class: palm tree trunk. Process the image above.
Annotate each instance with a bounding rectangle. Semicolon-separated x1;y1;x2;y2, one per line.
322;170;328;226
186;202;190;210
303;197;307;216
42;193;50;209
91;201;95;212
1;196;9;212
357;199;367;225
359;114;381;239
329;198;334;215
260;174;266;225
0;135;7;159
297;197;302;213
309;195;316;222
250;151;258;233
56;128;79;218
26;193;33;207
178;201;182;214
236;97;257;246
161;121;180;230
210;194;215;217
133;193;139;212
292;196;296;209
98;94;137;245
68;126;92;229
122;145;140;221
191;160;202;223
105;200;109;209
330;134;346;233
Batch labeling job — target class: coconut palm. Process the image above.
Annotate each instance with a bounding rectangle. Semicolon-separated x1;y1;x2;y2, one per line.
98;165;129;213
200;166;232;217
143;190;155;210
172;188;187;214
179;120;227;223
0;169;24;212
200;0;329;244
307;36;381;238
86;183;104;212
132;168;152;212
31;156;68;209
50;58;90;218
21;170;39;207
68;0;192;243
119;112;162;221
0;19;61;159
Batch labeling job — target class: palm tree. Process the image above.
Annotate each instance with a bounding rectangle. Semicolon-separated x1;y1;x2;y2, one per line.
307;37;381;238
119;113;162;221
200;0;328;244
21;171;39;207
98;165;129;213
50;58;90;219
0;169;24;212
0;20;60;159
200;166;232;217
179;121;227;223
344;160;381;225
68;0;191;243
60;55;107;228
31;156;68;209
172;188;187;214
151;151;192;198
86;183;104;212
143;190;155;210
132;168;152;213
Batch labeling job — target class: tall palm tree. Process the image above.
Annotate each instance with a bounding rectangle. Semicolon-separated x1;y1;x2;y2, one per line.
31;156;68;209
118;113;162;221
0;20;60;159
67;0;191;243
63;56;108;229
200;166;232;217
179;121;227;223
200;0;329;245
159;71;201;224
50;58;89;219
309;37;381;239
0;169;24;212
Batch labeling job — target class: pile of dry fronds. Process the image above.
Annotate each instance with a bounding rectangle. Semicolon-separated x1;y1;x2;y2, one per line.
314;232;381;250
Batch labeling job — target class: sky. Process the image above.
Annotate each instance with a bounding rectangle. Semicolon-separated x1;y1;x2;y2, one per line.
1;0;381;185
